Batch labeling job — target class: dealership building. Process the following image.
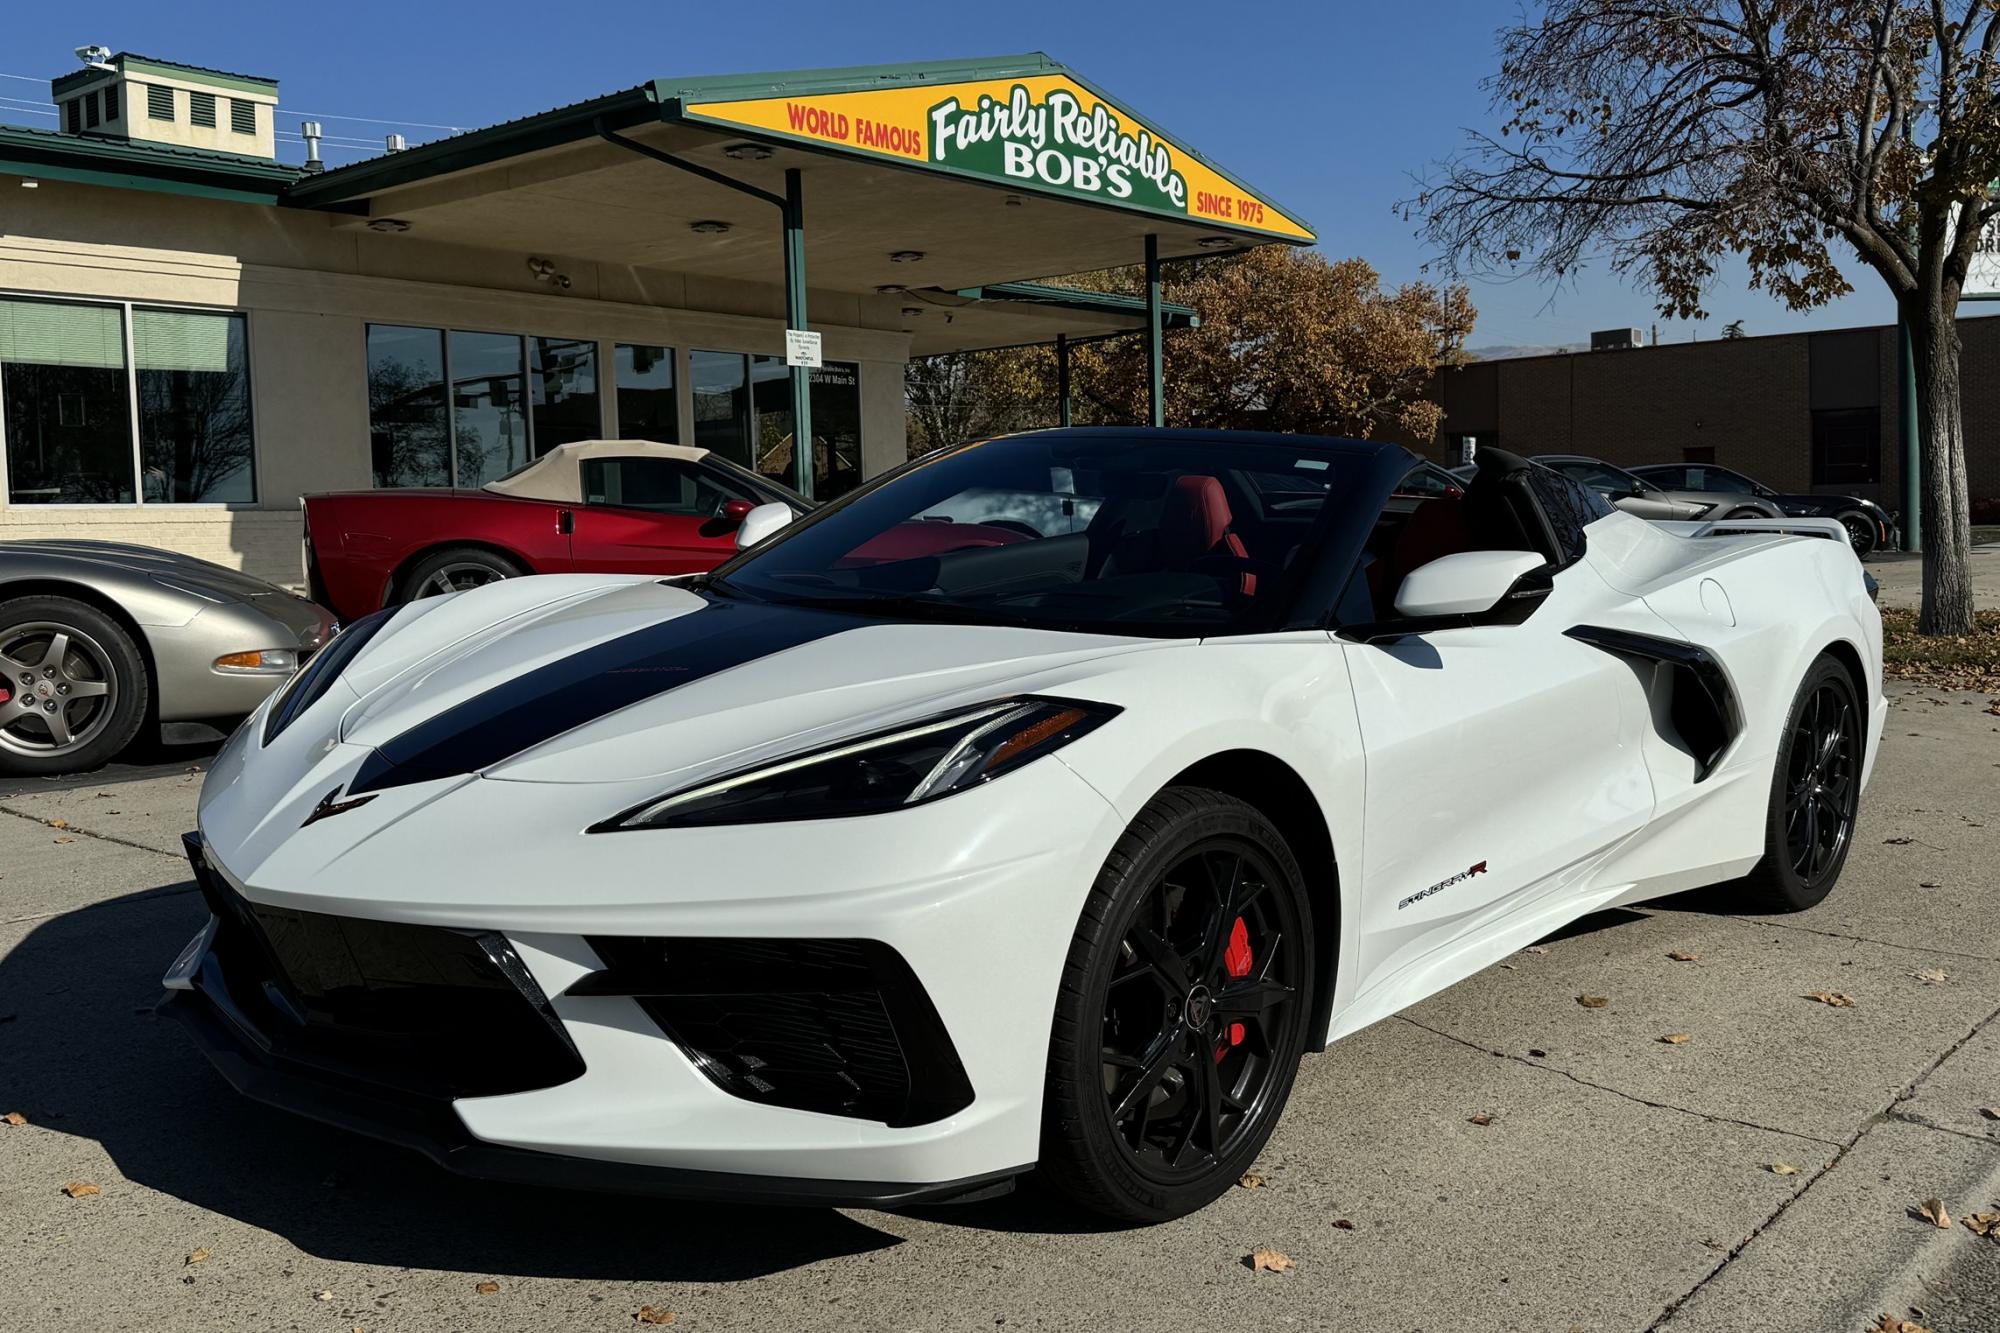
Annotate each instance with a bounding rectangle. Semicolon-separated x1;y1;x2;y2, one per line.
0;50;1309;585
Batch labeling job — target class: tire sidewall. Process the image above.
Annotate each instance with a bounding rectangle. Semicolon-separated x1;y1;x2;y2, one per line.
398;547;523;603
1047;790;1314;1221
1759;657;1862;910
0;595;149;775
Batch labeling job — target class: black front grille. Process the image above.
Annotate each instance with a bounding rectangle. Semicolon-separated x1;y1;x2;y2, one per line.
576;938;974;1128
184;833;584;1101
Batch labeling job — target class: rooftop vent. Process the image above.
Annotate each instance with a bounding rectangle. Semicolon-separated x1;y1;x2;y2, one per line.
49;49;279;161
1590;328;1645;352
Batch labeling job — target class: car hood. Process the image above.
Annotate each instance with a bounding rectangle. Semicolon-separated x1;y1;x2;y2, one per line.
331;576;1167;791
1;539;294;601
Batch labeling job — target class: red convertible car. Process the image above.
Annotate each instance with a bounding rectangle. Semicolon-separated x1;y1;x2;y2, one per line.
303;441;1027;623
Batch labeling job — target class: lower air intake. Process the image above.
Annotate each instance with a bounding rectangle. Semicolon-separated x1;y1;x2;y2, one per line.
575;938;974;1128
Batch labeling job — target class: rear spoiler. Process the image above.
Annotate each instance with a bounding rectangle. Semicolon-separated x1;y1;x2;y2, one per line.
1653;517;1849;544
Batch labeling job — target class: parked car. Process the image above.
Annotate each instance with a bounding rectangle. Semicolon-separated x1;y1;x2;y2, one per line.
0;542;333;775
303;441;808;624
166;433;1882;1223
305;440;1030;622
1535;455;1785;522
1630;463;1894;555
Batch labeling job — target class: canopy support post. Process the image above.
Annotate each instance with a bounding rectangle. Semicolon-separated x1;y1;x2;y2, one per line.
784;167;812;498
1144;233;1164;428
1056;333;1072;427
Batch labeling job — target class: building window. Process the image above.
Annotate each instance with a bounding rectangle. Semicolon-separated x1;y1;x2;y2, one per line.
0;298;257;506
1;298;134;504
367;325;600;488
83;91;100;130
147;84;174;121
692;349;862;498
529;337;600;451
103;85;118;122
367;325;450;488
1811;408;1880;485
230;99;255;135
190;91;217;128
65;99;81;133
614;343;679;442
134;308;255;502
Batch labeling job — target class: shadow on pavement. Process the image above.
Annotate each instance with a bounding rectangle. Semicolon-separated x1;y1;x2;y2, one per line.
1;888;905;1281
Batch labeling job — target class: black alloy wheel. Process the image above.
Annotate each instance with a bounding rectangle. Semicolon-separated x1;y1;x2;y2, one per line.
1836;511;1877;557
1040;788;1313;1221
1743;656;1863;911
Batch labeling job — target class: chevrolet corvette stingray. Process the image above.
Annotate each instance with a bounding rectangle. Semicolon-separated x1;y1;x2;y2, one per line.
162;429;1884;1222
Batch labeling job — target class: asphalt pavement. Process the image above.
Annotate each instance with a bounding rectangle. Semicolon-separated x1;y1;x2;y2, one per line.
1;683;1997;1332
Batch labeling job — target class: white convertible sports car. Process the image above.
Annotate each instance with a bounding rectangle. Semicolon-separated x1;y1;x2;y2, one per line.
161;429;1884;1222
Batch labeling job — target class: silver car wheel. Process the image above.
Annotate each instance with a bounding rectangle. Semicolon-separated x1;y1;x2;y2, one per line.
414;561;512;599
0;621;119;757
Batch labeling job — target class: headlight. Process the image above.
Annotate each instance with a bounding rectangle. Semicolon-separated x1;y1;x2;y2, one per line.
262;607;396;745
596;696;1119;831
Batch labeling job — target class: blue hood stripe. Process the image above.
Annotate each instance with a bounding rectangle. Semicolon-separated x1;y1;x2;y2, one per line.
347;596;862;794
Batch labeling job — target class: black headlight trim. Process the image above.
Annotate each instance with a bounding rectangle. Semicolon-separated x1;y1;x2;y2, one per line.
262;606;396;746
590;695;1119;833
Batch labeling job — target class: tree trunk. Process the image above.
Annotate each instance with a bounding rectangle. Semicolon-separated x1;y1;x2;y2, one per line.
1905;295;1976;635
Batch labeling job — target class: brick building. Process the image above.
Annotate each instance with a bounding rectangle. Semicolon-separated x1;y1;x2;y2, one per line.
1405;316;2000;518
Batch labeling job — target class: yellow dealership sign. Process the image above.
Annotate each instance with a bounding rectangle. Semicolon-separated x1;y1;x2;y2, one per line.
682;74;1314;243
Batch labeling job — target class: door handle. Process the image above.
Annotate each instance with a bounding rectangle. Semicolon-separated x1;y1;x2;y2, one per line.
558;509;575;536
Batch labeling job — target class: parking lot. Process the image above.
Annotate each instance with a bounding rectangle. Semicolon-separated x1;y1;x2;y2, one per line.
1;682;1997;1333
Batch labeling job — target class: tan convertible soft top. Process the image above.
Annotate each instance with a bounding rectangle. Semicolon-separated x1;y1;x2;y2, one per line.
480;440;708;503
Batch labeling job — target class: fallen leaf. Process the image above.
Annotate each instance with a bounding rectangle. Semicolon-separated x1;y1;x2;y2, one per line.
1527;1048;1548;1058
1911;967;1950;985
1666;950;1701;962
1920;880;1943;888
1659;1033;1693;1045
1803;991;1856;1008
1521;945;1549;955
1872;1315;1938;1333
3;1111;25;1126
1331;1219;1355;1230
1237;1172;1266;1190
53;836;74;844
1768;1161;1801;1175
61;1181;100;1198
185;1248;211;1266
474;1280;500;1295
1467;1112;1494;1126
47;818;67;829
314;1290;334;1302
1979;1107;2000;1120
634;1307;676;1325
1246;1247;1294;1274
1919;1198;1952;1229
1883;836;1915;845
1577;994;1610;1009
1964;1211;2000;1239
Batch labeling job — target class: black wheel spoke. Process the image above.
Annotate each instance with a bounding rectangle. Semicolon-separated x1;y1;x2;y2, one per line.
1128;927;1192;995
1110;1033;1180;1123
1215;976;1294;1022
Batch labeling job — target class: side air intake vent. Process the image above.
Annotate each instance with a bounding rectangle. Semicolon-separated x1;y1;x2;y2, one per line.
1565;625;1740;780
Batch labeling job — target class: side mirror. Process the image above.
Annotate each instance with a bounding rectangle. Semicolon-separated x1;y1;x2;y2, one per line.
719;498;756;526
735;502;794;550
1340;550;1552;643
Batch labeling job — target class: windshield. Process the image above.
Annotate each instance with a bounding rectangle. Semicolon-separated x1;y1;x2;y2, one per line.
714;431;1377;637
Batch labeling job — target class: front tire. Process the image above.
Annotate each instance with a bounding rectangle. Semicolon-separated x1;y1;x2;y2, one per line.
1741;656;1863;912
0;596;150;776
1834;510;1878;557
1038;787;1313;1222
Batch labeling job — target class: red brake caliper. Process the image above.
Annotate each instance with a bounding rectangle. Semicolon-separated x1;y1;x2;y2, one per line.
1215;917;1252;1063
0;685;9;706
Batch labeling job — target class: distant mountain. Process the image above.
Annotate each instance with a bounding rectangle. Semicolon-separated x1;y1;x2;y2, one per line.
1463;343;1587;361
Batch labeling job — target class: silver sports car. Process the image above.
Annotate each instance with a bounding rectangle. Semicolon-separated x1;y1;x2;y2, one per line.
0;541;334;776
1535;455;1785;522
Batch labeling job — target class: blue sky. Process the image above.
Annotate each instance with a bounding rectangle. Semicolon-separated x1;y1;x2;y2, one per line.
3;0;1960;349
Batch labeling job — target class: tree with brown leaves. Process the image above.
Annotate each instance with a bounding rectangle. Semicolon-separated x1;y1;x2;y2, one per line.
1411;0;1998;635
904;248;1474;455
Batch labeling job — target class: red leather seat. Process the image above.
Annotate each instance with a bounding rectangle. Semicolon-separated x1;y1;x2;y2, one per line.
1160;475;1249;566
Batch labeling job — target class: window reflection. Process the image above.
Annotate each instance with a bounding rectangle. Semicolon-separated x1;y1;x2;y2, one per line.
449;330;529;487
136;308;254;502
615;343;679;442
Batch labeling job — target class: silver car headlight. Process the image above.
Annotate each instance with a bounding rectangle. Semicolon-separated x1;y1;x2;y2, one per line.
212;649;300;675
594;697;1119;831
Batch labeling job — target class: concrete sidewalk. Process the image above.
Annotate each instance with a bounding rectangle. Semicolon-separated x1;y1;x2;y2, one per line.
1867;545;2000;611
0;686;1995;1332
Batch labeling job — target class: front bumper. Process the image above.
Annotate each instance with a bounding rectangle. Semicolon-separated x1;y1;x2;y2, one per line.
168;747;1121;1199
